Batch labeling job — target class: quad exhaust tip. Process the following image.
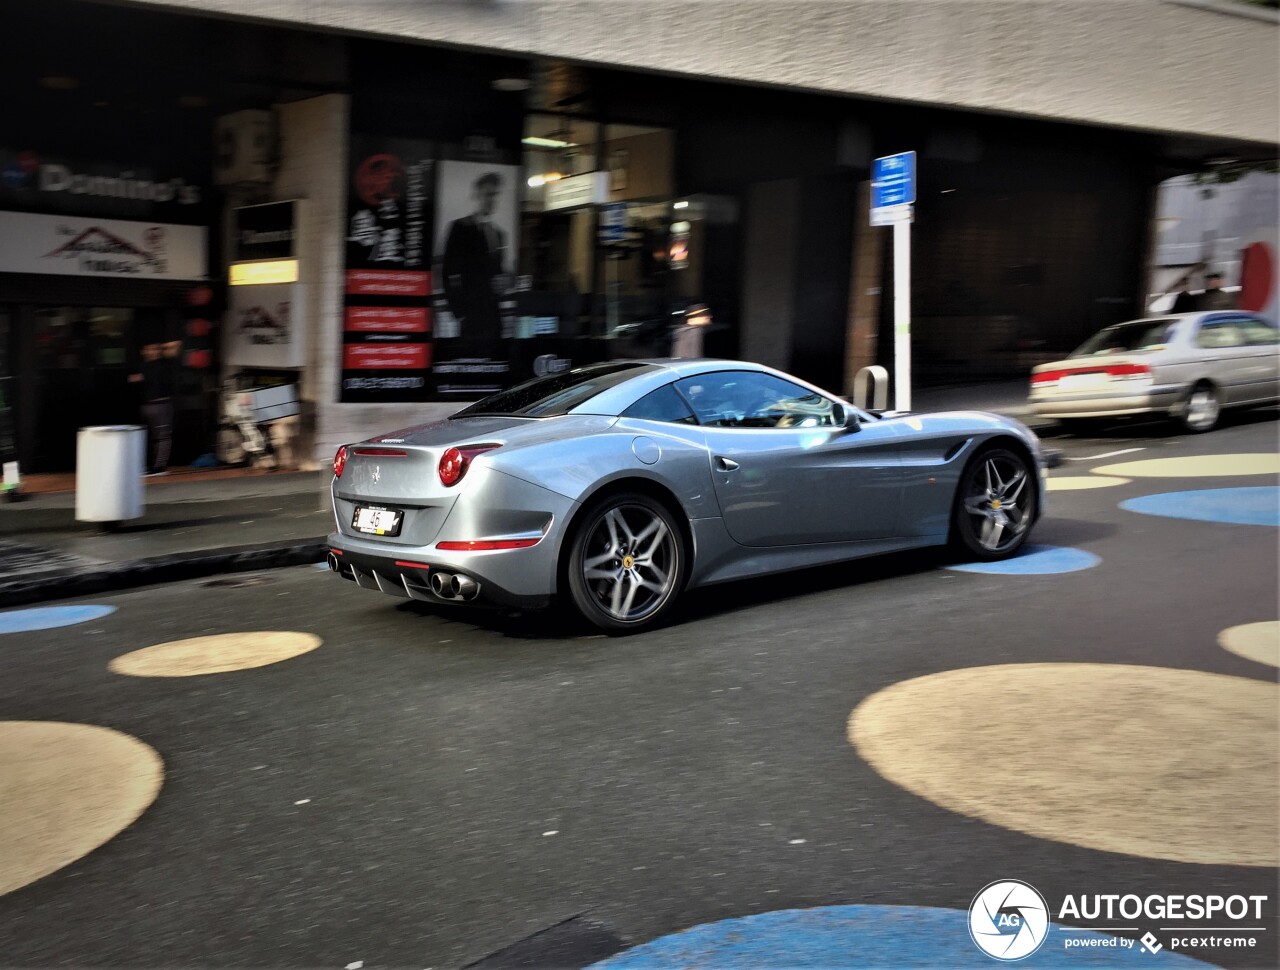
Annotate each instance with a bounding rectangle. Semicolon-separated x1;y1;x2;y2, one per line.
429;571;480;601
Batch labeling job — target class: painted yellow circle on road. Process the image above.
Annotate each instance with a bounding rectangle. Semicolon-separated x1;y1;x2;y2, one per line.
0;721;163;896
109;632;322;677
849;664;1278;866
1094;454;1280;479
1045;475;1131;492
1219;622;1280;668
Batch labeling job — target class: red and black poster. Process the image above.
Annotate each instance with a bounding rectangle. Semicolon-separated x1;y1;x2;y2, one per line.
340;136;434;402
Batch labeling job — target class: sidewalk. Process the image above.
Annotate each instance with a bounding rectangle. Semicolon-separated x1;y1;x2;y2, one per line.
0;466;333;607
0;380;1045;609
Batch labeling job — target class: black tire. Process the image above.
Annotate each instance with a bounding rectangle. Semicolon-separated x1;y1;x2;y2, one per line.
951;446;1037;562
566;492;687;634
1180;382;1221;433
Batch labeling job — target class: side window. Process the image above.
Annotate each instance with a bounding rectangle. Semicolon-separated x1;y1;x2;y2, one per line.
1237;317;1279;346
675;371;839;428
622;384;698;425
1195;320;1245;349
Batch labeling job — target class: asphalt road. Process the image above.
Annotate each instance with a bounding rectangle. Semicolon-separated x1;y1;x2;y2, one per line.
1;410;1277;970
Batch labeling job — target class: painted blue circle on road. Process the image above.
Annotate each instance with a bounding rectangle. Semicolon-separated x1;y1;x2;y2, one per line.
1120;487;1280;527
587;906;1213;968
946;544;1100;575
0;604;117;635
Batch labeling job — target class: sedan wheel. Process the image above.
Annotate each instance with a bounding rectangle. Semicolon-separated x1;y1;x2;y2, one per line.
953;447;1036;561
567;494;685;632
1181;383;1220;433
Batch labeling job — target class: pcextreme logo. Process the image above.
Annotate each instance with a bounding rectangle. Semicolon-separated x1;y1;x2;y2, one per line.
969;880;1050;961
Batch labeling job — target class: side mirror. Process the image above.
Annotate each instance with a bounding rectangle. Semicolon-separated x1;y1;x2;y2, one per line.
840;405;862;433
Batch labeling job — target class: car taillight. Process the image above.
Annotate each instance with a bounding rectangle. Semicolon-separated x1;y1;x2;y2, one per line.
1105;362;1152;381
333;445;348;478
438;444;500;487
436;538;542;551
1032;363;1152;386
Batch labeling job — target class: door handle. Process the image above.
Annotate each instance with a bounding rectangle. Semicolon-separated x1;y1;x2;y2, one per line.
715;456;740;472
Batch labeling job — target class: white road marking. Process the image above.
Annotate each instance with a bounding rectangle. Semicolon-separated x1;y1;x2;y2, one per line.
1068;447;1144;462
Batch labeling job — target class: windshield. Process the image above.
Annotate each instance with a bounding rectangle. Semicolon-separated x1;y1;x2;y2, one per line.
1071;319;1177;357
450;362;657;418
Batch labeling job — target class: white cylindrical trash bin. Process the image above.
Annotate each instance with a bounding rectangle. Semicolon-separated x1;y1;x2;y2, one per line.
76;425;146;523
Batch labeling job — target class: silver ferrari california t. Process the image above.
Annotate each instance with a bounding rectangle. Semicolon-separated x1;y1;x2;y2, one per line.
326;359;1045;632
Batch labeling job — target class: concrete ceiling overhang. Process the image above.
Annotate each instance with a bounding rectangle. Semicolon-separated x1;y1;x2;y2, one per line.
104;0;1279;149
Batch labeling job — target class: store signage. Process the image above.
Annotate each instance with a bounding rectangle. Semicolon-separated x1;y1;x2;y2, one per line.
1;148;201;205
0;211;206;279
234;201;296;261
544;171;608;212
341;135;437;402
225;283;304;368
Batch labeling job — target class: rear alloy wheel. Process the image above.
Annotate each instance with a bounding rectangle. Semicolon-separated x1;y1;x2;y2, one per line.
953;447;1037;561
567;493;685;633
1181;382;1220;433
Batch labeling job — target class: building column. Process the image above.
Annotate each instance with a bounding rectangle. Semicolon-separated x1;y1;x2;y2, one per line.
844;179;884;400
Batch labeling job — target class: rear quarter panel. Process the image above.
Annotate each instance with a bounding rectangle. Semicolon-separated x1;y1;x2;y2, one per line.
488;418;718;521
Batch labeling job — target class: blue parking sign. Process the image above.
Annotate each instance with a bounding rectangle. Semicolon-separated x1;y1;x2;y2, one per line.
600;203;627;244
872;152;916;209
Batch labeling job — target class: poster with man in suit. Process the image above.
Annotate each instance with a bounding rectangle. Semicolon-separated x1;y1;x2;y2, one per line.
434;162;518;368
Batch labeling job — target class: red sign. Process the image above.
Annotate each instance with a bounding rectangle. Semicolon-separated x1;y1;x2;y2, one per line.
345;269;430;297
345;306;430;333
343;343;430;370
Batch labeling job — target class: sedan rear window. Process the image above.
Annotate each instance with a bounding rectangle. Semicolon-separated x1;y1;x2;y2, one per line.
1071;320;1176;357
451;362;657;418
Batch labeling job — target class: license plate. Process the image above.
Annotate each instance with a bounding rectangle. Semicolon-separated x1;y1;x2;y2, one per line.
1059;371;1107;390
352;505;403;537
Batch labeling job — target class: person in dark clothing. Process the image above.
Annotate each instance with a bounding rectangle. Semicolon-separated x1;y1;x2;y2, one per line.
441;171;510;354
129;341;180;475
1170;277;1198;313
1199;271;1235;310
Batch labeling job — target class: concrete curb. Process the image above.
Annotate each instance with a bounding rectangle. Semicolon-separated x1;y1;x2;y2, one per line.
0;538;328;608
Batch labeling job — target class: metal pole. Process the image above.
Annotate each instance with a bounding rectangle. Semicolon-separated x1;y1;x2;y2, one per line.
893;217;911;411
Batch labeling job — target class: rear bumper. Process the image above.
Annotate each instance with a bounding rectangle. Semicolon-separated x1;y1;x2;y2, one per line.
1028;384;1183;419
325;537;553;609
327;465;576;607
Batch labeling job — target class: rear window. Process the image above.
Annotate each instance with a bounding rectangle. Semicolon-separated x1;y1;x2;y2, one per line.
1071;320;1176;357
450;362;656;418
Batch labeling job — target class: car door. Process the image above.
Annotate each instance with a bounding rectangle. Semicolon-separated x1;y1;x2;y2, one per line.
1192;316;1254;404
1235;315;1280;403
675;370;902;547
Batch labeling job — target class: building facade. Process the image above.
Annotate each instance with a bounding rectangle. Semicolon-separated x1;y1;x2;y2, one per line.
1;0;1276;472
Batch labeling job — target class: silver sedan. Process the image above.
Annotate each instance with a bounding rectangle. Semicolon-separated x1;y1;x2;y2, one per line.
326;359;1045;632
1029;312;1279;432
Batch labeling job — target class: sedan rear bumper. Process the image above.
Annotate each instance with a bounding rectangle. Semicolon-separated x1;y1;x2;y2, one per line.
1028;384;1183;419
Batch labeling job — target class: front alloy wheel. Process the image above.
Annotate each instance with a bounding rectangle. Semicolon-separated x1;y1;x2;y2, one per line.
567;494;685;633
953;447;1036;561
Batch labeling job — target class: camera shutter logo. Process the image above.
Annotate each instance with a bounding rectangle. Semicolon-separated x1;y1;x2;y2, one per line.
969;880;1050;961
